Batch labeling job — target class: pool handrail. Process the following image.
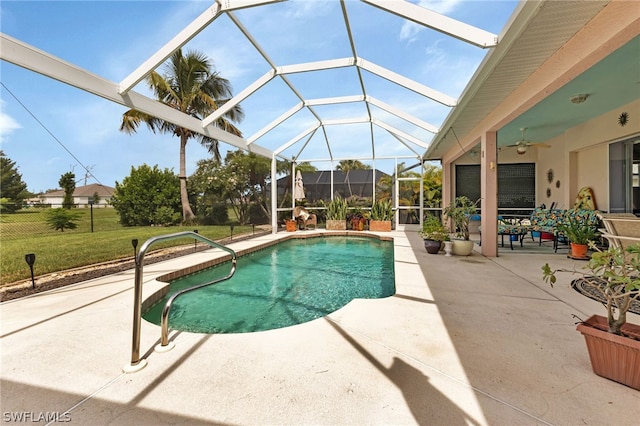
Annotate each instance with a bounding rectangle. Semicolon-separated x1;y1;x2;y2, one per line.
159;251;237;347
128;231;236;371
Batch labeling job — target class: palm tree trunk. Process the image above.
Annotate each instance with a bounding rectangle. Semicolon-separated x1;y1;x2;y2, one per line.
179;135;196;223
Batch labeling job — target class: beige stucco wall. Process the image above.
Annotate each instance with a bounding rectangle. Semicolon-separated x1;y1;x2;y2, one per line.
450;99;640;212
535;98;640;212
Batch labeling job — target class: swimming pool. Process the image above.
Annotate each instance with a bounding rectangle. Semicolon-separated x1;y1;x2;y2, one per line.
143;236;395;334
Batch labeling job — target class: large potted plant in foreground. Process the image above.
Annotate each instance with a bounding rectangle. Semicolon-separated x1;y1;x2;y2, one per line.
369;199;394;232
419;215;449;254
324;196;348;230
443;196;477;256
542;243;640;390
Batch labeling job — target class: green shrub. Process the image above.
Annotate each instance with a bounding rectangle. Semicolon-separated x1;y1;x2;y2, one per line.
370;199;394;221
325;197;348;220
46;208;81;232
201;205;229;225
249;204;269;225
111;165;181;226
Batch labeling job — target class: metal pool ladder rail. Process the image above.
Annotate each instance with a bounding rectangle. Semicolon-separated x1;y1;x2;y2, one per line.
124;231;237;373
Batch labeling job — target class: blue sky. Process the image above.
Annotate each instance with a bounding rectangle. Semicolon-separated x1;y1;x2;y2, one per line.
0;0;517;193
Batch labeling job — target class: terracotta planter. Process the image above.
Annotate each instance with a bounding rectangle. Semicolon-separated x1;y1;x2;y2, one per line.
369;220;391;232
576;315;640;390
326;219;346;230
423;239;441;254
350;218;365;231
285;220;297;232
452;240;474;256
570;242;589;258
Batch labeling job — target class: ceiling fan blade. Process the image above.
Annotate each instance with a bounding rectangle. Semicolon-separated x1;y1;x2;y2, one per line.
528;142;551;148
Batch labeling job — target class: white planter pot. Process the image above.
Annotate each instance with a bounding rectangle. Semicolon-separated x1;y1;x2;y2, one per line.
443;241;453;257
452;240;474;256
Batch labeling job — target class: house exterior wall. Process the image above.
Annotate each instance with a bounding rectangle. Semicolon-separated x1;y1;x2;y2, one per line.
535;98;640;212
452;98;640;213
38;195;112;208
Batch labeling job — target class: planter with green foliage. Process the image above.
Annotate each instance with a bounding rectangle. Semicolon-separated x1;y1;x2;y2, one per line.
443;196;477;255
419;215;449;254
543;243;640;390
369;199;394;232
325;197;348;230
557;216;599;258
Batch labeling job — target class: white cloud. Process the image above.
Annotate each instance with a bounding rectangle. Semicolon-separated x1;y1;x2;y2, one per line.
282;0;335;20
400;0;463;41
0;102;21;143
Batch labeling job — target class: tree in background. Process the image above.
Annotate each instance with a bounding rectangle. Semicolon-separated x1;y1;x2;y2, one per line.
336;160;370;171
276;161;317;209
190;151;300;224
111;165;181;226
58;172;76;209
0;150;29;213
120;49;244;224
189;157;227;224
422;163;443;208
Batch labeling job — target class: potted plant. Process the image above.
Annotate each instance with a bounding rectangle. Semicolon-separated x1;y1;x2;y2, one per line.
542;243;640;390
324;196;348;230
369;199;394;232
285;219;297;232
557;216;599;259
419;215;450;254
443;196;477;256
348;208;366;231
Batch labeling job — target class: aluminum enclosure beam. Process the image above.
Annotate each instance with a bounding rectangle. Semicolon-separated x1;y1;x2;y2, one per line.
247;102;304;144
362;0;498;48
277;57;355;74
119;3;223;94
304;95;365;106
373;119;430;149
202;69;276;127
274;125;321;155
203;58;355;127
0;33;273;159
358;59;457;107
367;96;439;133
119;0;284;94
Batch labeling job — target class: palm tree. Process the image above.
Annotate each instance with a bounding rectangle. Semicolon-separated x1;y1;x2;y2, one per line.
120;49;243;223
336;159;370;172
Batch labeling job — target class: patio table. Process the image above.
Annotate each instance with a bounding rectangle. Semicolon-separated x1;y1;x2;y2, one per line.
498;219;531;250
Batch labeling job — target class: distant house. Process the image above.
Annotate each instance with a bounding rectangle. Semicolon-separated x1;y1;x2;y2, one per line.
38;183;115;208
277;169;390;203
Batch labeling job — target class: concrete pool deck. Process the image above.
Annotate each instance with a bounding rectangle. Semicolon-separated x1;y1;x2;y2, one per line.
1;230;639;425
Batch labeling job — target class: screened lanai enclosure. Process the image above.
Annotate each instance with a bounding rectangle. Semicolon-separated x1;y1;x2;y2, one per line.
277;170;390;204
1;0;516;232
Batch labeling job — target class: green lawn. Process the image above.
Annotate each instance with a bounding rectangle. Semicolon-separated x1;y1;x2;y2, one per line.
0;208;254;285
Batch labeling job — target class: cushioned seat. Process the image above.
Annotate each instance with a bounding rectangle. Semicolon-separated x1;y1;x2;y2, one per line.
293;206;317;230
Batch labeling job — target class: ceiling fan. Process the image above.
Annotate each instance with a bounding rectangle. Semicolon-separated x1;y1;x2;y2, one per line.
504;128;551;155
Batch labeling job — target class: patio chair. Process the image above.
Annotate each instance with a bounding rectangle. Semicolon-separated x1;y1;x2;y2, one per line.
293;206;317;230
599;214;640;250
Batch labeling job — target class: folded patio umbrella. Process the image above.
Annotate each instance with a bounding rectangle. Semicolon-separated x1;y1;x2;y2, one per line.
294;170;305;201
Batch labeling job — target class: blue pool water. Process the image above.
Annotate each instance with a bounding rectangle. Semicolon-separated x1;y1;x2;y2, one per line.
143;236;395;333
